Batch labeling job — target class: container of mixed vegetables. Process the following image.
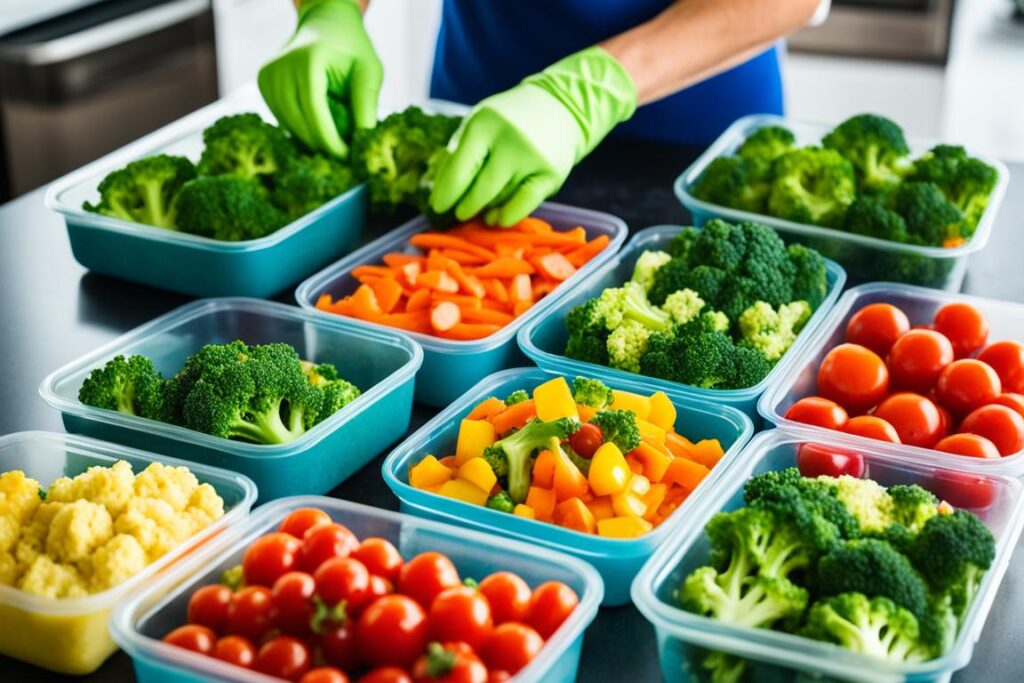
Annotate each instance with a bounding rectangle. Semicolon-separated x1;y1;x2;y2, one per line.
631;430;1024;683
676;113;1009;290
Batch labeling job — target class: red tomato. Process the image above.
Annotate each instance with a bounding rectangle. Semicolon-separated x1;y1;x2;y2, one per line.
351;538;403;582
845;303;910;356
365;574;393;604
398;552;461;610
936;359;1002;415
488;673;512;683
356;595;429;668
482;623;544;675
843;415;901;444
359;668;413;683
527;581;578;639
784;397;849;430
244;533;303;587
214;635;256;668
271;571;316;635
993;393;1024;418
314;557;371;613
568;422;603;459
429;586;494;650
795;443;866;478
935;433;1001;459
479;572;532;625
301;523;360;573
280;508;333;540
888;329;955;392
300;668;350;683
255;636;312;681
163;625;216;655
412;642;488;683
936;403;953;437
319;619;360;671
934;302;989;358
817;344;889;413
187;584;232;632
929;470;997;510
960;404;1024;456
226;586;275;642
873;393;944;448
978;341;1024;393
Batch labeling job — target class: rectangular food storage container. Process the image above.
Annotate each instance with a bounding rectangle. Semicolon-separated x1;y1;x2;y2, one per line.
760;282;1024;475
631;429;1024;683
39;298;422;501
517;225;846;422
111;495;603;683
382;367;754;606
675;114;1010;291
0;431;256;675
43;86;367;298
295;202;628;407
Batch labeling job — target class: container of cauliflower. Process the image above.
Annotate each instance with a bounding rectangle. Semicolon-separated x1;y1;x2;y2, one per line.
0;431;256;674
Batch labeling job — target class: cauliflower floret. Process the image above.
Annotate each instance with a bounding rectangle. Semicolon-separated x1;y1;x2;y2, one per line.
133;462;199;512
15;501;63;569
831;475;894;534
18;556;89;599
184;483;225;533
115;497;191;561
0;471;43;553
46;499;114;563
90;534;148;592
51;461;135;518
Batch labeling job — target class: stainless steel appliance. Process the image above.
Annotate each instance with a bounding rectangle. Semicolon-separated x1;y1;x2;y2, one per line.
0;0;219;200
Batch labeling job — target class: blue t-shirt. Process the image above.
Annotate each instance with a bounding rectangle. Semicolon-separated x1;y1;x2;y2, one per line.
430;0;784;146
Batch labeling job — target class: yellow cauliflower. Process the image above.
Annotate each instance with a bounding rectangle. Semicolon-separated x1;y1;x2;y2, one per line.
0;471;42;553
46;500;114;564
185;483;225;532
0;552;16;586
15;502;63;570
114;497;192;561
18;556;89;599
133;463;199;512
90;534;148;592
48;461;135;518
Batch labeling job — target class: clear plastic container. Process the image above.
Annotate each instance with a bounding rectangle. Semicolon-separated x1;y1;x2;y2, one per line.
517;225;846;421
674;114;1010;291
110;495;603;683
759;282;1024;475
631;429;1024;683
294;202;628;407
381;367;754;606
39;298;422;501
0;431;256;675
44;88;367;298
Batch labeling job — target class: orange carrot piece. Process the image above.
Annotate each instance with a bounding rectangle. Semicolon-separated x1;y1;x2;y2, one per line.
461;307;515;326
446;261;487;298
371;278;403;314
665;432;696;460
468;258;535;278
348;284;383;318
495;242;526;259
466;396;507;421
382;253;423;267
514;216;554;233
482;278;509;304
535;252;577;281
396;262;422;288
316;294;334;310
525;487;557;523
509;273;533;303
557;226;588;245
553;497;596;534
531;280;557;300
490;399;537;435
426;249;451;273
431;292;482;309
406;288;432;312
447;226;581;250
513;300;533;317
368;311;432;334
663;458;710;493
532;449;557;489
409;232;497;260
482;299;512;313
440;249;489;266
566;235;610;267
438;323;502;341
351;265;395;280
430;301;462;333
417;270;459;293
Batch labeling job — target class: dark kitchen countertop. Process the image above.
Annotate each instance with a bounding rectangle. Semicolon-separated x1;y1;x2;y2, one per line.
0;138;1021;682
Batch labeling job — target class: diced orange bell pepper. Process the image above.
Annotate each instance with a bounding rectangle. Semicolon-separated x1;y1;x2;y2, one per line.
632;441;673;483
525;486;557;522
466;397;506;421
663;458;710;493
514;504;536;520
611;490;647;518
410;455;453;489
552;442;589;502
642;484;668;522
553;497;597;535
665;432;696;460
532;449;557;489
636;419;667;447
687;439;726;468
587;496;615;522
577;405;598;423
597;516;653;539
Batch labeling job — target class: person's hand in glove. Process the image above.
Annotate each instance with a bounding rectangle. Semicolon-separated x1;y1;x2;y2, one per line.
258;0;382;158
429;46;637;227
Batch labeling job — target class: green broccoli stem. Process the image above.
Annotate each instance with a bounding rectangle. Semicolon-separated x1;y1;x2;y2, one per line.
229;404;302;444
141;179;174;228
508;454;536;505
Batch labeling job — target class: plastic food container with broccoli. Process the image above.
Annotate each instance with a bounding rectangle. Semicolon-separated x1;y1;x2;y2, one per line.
675;113;1009;290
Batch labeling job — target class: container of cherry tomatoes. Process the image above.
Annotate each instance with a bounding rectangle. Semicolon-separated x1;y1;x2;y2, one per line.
759;282;1024;477
110;496;602;683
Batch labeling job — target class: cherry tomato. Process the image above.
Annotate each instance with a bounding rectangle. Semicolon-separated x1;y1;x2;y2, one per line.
280;508;333;540
412;642;488;683
479;572;532;625
936;403;953;437
936;359;1001;415
300;668;350;683
314;557;371;613
187;584;232;632
795;443;865;478
817;344;889;413
929;471;997;510
935;433;1001;459
960;404;1024;456
843;415;901;444
163;625;216;654
873;393;944;448
255;636;312;681
993;393;1024;419
527;581;578;639
214;635;256;668
365;574;393;603
398;552;461;610
429;586;494;650
244;532;303;587
301;523;360;573
568;422;603;459
357;595;429;668
360;668;413;683
888;329;954;393
784;397;848;431
319;619;360;671
351;538;403;582
226;586;275;642
488;673;512;683
482;622;544;675
934;302;989;358
978;340;1024;393
272;571;316;635
845;303;910;356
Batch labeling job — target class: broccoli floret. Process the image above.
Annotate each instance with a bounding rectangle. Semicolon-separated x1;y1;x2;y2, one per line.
737;125;796;163
910;145;998;231
648;258;699;307
571;377;613;409
174;176;286;241
606;320;652;374
79;355;165;419
639;325;737;390
786;243;829;310
680;566;808;631
84;155;196;229
589;409;641;453
889;485;940;534
801;593;928;663
888;181;964;246
743;468;860;545
815;539;930;621
822;114;911;193
808;475;894;535
692;156;772;213
707;506;813;581
661;289;705;325
842;196;910;242
594;281;672;332
198;113;296;182
696;650;747;683
630;250;673;293
737;300;811;362
270;153;358;219
667;226;701;260
564;299;611;366
482;418;578;503
486;491;515;514
504;389;529;406
301;360;361;416
729;347;773;389
768;148;856;228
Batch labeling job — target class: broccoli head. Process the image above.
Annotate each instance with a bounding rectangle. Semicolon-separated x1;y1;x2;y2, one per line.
589;409;641;453
736;125;796;163
606;320;653;374
564;299;611;367
79;355;165;419
486;491;515;514
661;289;706;326
743;468;860;545
822;114;911;193
680;566;808;631
737;300;811;362
814;539;930;621
301;360;361;416
888;484;940;535
842;196;910;243
482;417;578;503
571;377;613;409
504;389;529;406
768;148;857;228
83;155;196;229
888;181;964;246
271;153;358;219
801;593;928;663
197;113;296;181
630;250;673;293
706;505;813;582
692;156;772;213
786;243;829;310
910;145;998;231
594;281;672;332
174;176;286;241
667;226;701;260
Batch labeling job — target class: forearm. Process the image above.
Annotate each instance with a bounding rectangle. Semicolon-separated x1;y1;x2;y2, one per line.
601;0;820;105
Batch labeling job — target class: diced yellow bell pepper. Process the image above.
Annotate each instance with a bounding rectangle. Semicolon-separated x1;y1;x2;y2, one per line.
455;419;496;466
410;455;453;490
628;473;651;496
437;478;489;506
647;391;677;430
587;495;615;521
458;457;497;493
513;504;536;519
610;390;650;420
533;377;580;422
612;490;648;518
597;516;653;538
636;419;667;446
588;442;630;496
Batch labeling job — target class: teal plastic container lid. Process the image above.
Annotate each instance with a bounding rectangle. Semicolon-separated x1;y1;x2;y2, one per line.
631;429;1024;683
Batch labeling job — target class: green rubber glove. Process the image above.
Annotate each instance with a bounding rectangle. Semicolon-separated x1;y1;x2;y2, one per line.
430;46;637;227
258;0;382;158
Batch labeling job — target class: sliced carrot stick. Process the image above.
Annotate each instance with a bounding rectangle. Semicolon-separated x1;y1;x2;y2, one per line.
417;270;459;293
446;261;487;298
467;258;535;278
482;299;512;313
513;300;533;317
532;279;556;300
440;249;489;266
316;294;334;309
382;253;424;267
430;301;462;333
495;242;526;259
409;233;496;260
461;307;515;325
534;252;576;281
509;273;533;303
566;234;610;268
406;288;432;312
396;262;422;288
348;284;383;318
514;216;554;233
438;323;502;341
431;292;482;309
449;227;581;250
466;396;507;421
426;249;451;273
490;399;537;435
482;278;509;304
351;265;395;280
371;278;403;314
366;311;432;333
